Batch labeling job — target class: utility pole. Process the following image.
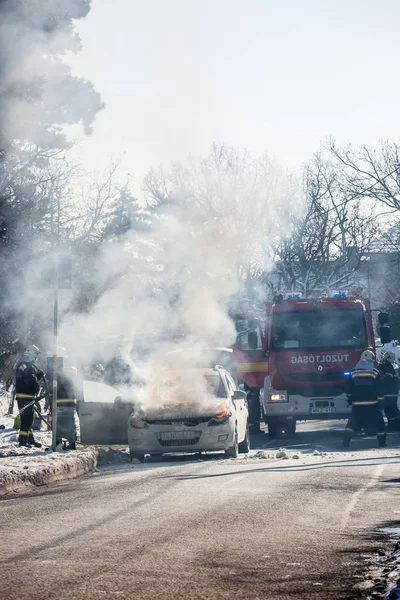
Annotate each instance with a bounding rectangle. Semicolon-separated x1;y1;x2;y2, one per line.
52;259;59;452
50;197;60;452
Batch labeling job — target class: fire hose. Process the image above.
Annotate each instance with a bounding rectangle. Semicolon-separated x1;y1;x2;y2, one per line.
16;391;52;430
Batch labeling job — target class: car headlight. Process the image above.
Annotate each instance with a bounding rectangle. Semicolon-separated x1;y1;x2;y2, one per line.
208;407;232;426
268;392;288;402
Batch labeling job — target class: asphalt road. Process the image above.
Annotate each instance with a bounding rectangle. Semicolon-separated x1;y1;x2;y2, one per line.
1;421;400;600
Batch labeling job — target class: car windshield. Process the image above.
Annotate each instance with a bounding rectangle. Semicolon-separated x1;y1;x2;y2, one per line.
205;374;226;398
148;369;227;407
271;308;368;351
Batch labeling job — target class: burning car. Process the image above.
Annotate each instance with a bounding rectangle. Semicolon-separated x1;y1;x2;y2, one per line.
128;365;250;461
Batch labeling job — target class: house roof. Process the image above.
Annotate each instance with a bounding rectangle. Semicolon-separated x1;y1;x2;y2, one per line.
365;223;400;254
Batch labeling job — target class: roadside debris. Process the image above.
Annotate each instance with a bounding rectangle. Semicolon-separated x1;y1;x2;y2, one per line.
357;540;400;599
96;447;130;465
249;448;303;460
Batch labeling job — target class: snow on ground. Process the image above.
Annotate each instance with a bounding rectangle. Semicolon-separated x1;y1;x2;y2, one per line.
0;390;97;496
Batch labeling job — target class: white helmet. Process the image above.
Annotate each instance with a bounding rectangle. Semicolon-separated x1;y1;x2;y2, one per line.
25;345;41;361
361;350;375;363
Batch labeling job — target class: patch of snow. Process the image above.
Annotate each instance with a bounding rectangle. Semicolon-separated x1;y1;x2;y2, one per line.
0;389;99;496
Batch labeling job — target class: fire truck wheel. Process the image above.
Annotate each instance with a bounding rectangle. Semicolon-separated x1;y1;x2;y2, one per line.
267;421;281;439
284;420;296;435
248;390;261;433
261;404;267;424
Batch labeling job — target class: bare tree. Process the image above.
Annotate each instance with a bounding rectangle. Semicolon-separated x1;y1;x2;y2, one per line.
328;140;400;214
270;155;378;292
142;142;298;284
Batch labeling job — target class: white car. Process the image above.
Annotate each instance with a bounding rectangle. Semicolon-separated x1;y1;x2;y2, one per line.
128;365;250;461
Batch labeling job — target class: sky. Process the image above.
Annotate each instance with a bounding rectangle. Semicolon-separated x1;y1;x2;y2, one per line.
68;0;400;189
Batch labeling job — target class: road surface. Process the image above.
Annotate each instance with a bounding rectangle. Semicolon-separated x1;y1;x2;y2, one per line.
1;421;400;600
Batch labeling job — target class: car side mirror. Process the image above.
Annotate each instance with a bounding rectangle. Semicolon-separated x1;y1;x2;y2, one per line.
233;390;247;400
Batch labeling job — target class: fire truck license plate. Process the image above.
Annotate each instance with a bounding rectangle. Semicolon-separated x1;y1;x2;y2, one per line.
310;407;336;414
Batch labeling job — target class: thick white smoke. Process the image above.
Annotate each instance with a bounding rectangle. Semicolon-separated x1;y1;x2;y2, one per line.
59;147;300;410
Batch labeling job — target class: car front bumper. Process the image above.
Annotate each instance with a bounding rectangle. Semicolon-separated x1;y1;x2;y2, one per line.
128;421;236;454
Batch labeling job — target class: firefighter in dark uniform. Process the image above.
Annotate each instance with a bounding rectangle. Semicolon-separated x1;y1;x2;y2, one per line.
378;351;400;431
343;350;386;448
15;345;44;448
50;348;82;450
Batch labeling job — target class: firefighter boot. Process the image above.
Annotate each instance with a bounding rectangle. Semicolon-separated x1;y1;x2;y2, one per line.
18;431;32;448
377;432;387;448
27;432;42;448
343;423;353;448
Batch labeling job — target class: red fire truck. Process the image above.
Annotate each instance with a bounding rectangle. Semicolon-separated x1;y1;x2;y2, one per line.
230;313;269;433
260;290;376;438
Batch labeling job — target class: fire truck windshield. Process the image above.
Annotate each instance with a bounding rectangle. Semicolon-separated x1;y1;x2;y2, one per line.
271;308;368;351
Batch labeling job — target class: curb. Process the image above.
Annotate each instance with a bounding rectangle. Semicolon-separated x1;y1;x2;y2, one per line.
0;447;99;498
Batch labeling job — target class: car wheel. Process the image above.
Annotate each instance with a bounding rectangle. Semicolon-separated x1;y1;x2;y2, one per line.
225;428;239;458
130;451;145;462
238;424;250;454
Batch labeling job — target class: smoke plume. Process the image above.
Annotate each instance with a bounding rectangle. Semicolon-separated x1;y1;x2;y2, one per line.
59;145;299;409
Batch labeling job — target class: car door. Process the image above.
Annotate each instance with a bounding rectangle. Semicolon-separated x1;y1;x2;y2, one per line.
222;371;247;441
79;380;134;445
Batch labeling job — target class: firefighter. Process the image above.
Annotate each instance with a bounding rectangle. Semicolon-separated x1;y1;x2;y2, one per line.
378;351;400;431
343;350;386;448
47;348;81;450
15;345;44;448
